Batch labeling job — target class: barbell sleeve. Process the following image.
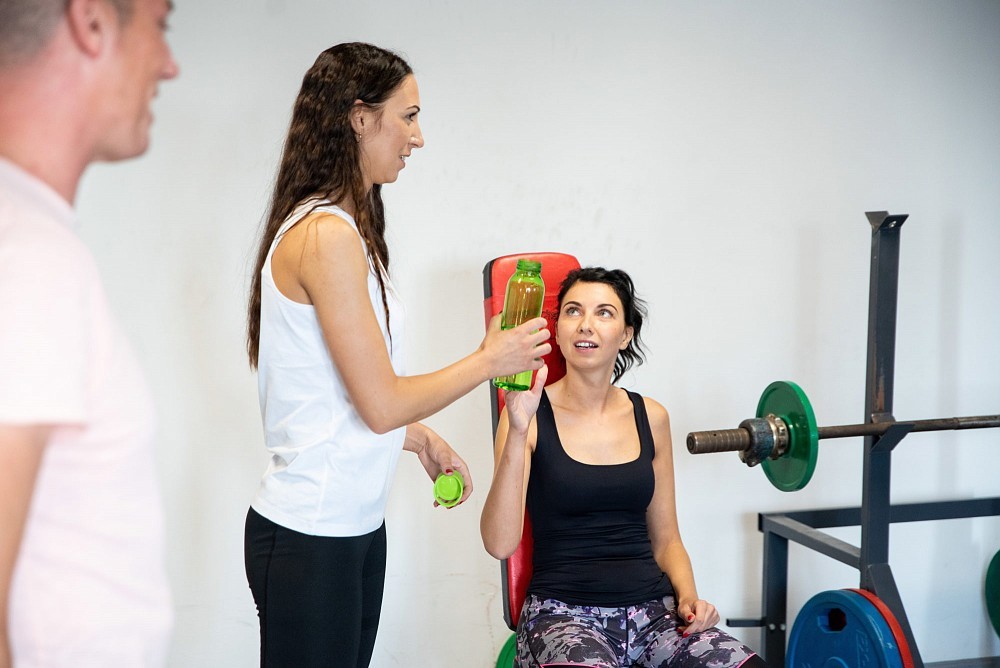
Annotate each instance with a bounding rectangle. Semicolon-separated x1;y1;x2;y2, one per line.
687;429;751;454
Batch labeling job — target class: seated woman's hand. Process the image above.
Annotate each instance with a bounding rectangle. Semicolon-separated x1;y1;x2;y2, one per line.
504;364;548;434
678;597;721;636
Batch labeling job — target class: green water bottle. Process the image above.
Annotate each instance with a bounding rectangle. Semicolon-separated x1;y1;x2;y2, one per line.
493;259;545;392
434;471;465;508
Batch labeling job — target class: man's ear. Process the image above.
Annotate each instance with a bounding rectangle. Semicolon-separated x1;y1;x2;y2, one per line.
66;0;118;58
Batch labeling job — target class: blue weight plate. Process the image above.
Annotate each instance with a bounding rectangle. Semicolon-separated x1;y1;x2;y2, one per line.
787;589;904;668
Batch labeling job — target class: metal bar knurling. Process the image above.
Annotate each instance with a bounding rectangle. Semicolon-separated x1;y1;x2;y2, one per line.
686;414;1000;454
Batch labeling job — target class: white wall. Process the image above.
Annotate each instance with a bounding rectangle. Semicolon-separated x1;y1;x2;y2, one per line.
74;1;1000;665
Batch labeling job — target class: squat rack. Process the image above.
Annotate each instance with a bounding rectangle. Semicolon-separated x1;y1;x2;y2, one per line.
728;212;1000;667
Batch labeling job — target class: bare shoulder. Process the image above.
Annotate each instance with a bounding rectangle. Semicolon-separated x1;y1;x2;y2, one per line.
293;210;361;253
274;210;365;280
641;395;671;431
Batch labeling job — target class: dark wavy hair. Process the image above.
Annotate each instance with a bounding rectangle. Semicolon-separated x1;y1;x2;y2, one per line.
247;43;412;368
557;267;647;384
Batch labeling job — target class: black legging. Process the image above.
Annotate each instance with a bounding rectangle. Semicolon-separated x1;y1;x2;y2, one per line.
244;508;387;668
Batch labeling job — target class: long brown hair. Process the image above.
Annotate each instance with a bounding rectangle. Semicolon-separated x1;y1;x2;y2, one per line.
247;43;412;368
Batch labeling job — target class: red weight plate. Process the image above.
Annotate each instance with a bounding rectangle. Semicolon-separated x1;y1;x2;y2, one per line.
846;588;915;668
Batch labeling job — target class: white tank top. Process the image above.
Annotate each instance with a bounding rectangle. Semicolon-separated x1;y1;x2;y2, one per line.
251;201;406;536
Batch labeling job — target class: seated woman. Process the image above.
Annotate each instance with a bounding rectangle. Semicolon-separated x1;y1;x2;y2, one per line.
481;267;765;668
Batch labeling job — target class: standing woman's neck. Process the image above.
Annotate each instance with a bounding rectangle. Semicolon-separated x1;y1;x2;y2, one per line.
334;196;357;218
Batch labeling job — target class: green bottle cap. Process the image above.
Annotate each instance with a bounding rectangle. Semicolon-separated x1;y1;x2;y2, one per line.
515;259;541;273
433;472;465;508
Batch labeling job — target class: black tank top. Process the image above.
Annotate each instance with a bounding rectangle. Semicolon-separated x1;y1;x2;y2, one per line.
526;389;673;607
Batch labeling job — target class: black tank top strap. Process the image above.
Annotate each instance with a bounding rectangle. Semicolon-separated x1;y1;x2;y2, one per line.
625;390;656;459
534;389;557;457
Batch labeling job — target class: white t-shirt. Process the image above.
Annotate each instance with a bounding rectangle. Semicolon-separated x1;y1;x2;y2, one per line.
252;201;407;537
0;158;173;667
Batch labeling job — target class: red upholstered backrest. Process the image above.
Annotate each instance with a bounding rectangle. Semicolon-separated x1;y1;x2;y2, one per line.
483;252;580;631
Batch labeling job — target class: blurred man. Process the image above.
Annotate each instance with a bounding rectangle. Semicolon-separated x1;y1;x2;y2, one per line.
0;0;179;664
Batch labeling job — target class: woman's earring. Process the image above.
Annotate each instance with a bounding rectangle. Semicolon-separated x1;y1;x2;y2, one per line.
355;133;362;143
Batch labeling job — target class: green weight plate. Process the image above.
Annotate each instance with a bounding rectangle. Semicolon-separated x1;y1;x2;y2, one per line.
758;380;819;492
987;550;1000;639
496;633;517;668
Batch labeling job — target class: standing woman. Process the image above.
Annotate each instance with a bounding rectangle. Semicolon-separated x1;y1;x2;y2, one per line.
245;43;550;668
481;267;764;668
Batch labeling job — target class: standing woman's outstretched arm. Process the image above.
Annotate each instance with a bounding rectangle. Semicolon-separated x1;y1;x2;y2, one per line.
276;211;551;434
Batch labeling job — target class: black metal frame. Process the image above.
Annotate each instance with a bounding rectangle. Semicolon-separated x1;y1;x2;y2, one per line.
728;213;1000;667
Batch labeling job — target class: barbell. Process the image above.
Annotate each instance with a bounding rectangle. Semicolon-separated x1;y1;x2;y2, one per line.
686;381;1000;491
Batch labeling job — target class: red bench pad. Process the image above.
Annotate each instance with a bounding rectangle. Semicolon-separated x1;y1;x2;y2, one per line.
483;252;580;630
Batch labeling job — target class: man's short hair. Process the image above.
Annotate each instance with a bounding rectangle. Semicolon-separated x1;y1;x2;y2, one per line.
0;0;135;68
106;0;135;24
